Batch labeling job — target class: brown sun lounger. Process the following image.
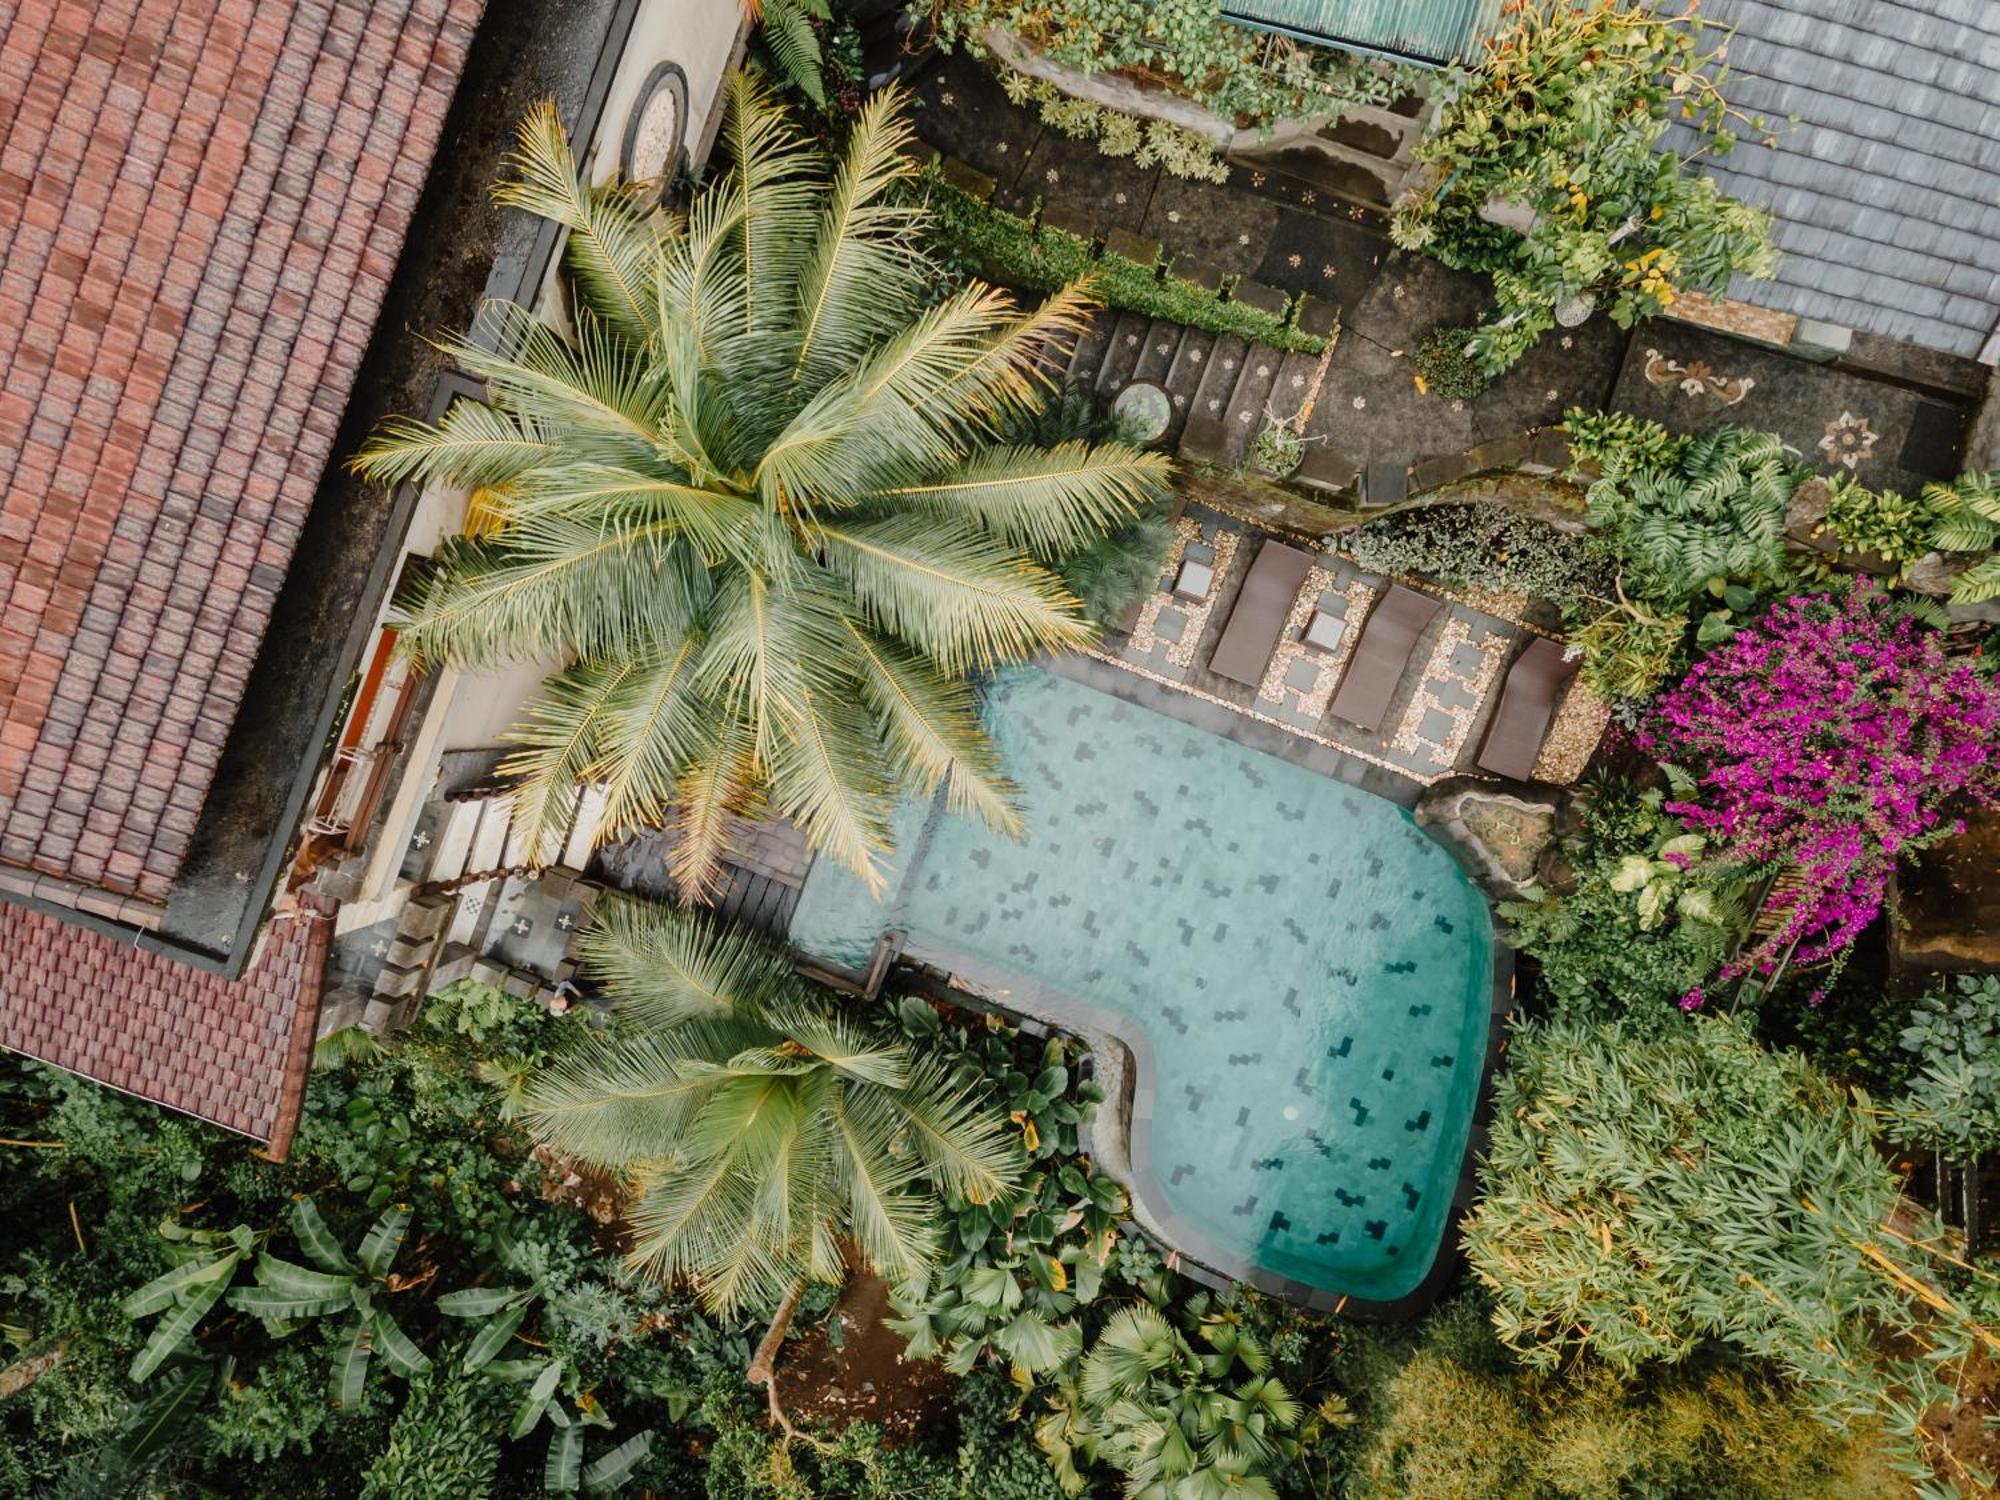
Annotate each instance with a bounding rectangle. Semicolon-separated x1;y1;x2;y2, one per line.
1328;584;1443;732
1205;539;1315;687
1475;636;1581;781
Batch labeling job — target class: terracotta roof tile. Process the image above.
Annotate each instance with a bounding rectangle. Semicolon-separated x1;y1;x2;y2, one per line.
0;0;484;902
0;896;333;1152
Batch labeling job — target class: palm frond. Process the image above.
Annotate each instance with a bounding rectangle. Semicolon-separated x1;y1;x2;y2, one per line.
789;85;926;383
818;514;1095;672
841;623;1022;834
521;1033;723;1166
492;99;662;344
576;898;799;1026
498;657;635;866
869;441;1169;556
347;401;556;487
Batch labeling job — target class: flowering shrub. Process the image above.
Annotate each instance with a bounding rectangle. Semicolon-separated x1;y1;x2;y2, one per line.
1640;589;2000;1003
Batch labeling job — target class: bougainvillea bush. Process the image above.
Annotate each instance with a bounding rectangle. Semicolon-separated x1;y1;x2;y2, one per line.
1639;589;2000;1005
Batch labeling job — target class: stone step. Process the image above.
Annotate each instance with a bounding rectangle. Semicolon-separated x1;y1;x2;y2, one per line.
1216;344;1287;468
1185;334;1251;438
1064;311;1115;390
1130;321;1183;389
1094;311;1152;401
1265;350;1321;430
1161;329;1217;444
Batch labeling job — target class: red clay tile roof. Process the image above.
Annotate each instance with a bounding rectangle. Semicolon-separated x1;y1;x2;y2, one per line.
0;0;484;903
0;897;333;1153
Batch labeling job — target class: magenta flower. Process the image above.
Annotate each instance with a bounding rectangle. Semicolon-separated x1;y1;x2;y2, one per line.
1640;589;2000;999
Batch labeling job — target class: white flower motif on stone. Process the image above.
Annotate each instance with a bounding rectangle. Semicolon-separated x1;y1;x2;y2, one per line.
1451;400;1465;412
1250;171;1266;187
1559;335;1574;349
1167;210;1182;223
1321;263;1336;279
996;142;1008;153
1301;190;1316;204
1156;342;1170;355
1239;410;1253;423
940;91;955;106
1126;333;1139;345
1352;396;1366;410
1287;253;1302;268
1391;284;1406;300
1238;233;1251;246
1190;348;1203;362
1224;358;1237;371
1208;398;1221;411
1289;374;1304;388
1172;393;1185;406
1045;168;1059;185
1256;363;1270;377
1545;389;1560;402
1115;191;1127;204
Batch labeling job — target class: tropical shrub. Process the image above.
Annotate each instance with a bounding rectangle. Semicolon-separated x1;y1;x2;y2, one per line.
1466;1012;1999;1479
1921;470;2000;604
1344;1294;1902;1500
1035;1294;1304;1497
1393;0;1777;374
520;901;1021;1314
1411;326;1488;401
1561;407;1690;474
1338;502;1610;604
927;0;1420;131
1819;474;1938;572
351;79;1169;896
1883;974;2000;1161
1640;588;2000;1003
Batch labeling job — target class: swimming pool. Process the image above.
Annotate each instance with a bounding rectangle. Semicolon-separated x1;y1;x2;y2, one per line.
789;667;1497;1306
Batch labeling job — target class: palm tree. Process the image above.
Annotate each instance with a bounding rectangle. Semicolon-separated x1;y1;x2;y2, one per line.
352;76;1170;897
519;899;1021;1316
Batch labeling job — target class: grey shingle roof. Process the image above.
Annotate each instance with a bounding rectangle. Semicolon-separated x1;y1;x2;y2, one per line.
1662;0;2000;359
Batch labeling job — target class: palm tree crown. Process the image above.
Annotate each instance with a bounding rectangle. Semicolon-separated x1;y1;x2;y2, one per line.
352;76;1170;896
520;900;1022;1315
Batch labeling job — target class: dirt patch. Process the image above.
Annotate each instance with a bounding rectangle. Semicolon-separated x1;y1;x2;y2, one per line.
1460;797;1556;885
533;1145;633;1257
1897;803;2000;972
772;1272;958;1439
1926;1345;2000;1491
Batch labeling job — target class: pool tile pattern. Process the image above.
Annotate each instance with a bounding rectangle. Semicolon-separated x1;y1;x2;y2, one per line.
790;670;1494;1302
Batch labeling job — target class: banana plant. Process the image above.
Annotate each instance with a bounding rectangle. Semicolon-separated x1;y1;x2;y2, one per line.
225;1197;430;1408
120;1221;257;1381
484;1354;654;1494
434;1236;557;1373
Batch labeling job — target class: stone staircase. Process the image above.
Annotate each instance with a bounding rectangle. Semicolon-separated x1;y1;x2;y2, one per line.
1062;310;1308;473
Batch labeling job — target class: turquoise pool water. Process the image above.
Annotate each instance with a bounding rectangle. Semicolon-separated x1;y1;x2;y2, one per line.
789;669;1494;1302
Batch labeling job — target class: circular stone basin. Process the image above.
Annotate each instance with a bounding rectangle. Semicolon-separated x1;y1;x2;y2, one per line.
1112;380;1172;445
790;668;1496;1306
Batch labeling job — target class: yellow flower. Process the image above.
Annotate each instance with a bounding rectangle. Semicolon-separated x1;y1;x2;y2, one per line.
1414;374;1429;394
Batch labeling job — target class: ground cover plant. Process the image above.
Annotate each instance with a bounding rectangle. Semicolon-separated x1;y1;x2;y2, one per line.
1393;0;1777;374
350;77;1170;898
922;177;1328;353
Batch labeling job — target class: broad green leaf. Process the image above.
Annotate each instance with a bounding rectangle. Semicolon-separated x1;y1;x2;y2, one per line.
128;1270;234;1382
546;1420;585;1493
372;1307;431;1378
291;1198;352;1274
330;1318;373;1410
463;1303;529;1371
511;1360;565;1439
122;1249;239;1319
581;1430;655;1493
356;1206;413;1278
436;1286;527;1318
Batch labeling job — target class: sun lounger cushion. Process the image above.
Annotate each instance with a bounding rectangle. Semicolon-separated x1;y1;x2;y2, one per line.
1327;584;1443;732
1475;636;1581;781
1206;540;1316;686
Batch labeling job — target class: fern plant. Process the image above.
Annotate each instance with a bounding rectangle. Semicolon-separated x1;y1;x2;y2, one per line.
1585;425;1800;604
1922;470;2000;604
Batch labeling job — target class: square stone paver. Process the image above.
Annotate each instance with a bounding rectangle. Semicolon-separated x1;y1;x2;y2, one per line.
1285;658;1321;692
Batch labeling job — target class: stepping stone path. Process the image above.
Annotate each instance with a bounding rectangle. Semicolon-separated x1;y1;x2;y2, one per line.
1065;313;1296;472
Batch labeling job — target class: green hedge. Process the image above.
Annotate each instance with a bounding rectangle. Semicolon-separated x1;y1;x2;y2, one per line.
923;176;1327;354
